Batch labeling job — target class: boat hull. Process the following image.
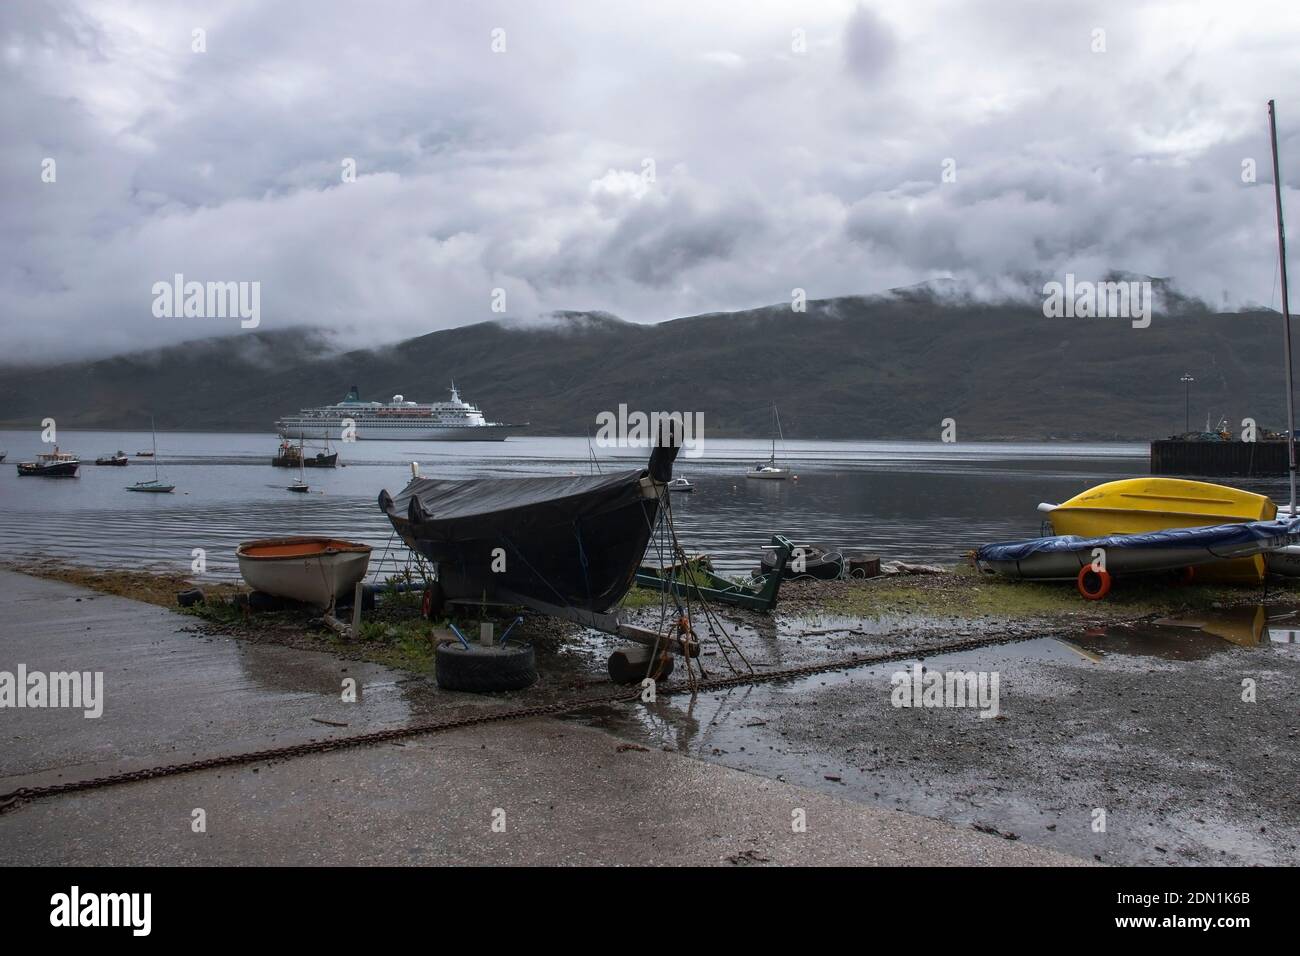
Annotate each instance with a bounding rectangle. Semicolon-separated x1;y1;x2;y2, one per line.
236;537;372;608
278;420;519;441
379;443;678;615
976;519;1300;582
272;451;338;468
1265;545;1300;577
1040;478;1277;583
17;462;79;477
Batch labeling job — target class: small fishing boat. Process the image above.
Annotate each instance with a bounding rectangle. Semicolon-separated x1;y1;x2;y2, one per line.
666;477;694;493
287;480;310;493
17;447;80;477
976;518;1300;598
135;451;154;458
236;537;372;609
379;439;679;614
95;451;129;466
271;438;338;468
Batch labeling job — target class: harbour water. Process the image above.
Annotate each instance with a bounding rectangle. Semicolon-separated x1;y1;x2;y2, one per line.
2;430;1289;581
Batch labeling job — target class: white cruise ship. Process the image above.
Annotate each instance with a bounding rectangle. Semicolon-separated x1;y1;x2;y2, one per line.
277;385;523;441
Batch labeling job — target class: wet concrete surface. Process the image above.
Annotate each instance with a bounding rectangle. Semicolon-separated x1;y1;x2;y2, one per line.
0;570;1080;866
0;717;1084;866
0;571;416;785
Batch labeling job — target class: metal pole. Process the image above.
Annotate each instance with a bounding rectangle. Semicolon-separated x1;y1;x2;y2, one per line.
1268;100;1296;514
1180;373;1194;433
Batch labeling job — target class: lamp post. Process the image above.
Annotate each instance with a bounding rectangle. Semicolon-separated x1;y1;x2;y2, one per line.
1180;373;1194;433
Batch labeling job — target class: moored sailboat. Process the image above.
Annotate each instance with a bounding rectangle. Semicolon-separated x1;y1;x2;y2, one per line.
746;404;790;480
126;418;174;493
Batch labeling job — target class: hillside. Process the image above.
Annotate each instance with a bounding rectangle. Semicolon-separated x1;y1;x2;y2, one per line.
0;289;1292;440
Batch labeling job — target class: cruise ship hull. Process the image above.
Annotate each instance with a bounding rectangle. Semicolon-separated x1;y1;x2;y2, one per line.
276;421;519;442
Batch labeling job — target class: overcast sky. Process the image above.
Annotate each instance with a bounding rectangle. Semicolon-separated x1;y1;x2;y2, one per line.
3;0;1299;362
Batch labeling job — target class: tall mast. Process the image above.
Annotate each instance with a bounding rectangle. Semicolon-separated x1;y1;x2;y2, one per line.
1269;100;1296;514
151;415;159;482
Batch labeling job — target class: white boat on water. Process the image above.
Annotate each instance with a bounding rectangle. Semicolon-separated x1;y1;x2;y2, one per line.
277;384;525;442
236;537;372;608
666;477;695;492
746;404;791;480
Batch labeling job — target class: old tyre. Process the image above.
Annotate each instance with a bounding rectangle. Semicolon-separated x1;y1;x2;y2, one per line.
1076;565;1112;600
435;641;537;693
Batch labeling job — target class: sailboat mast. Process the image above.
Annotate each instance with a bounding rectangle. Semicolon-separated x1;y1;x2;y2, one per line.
1269;100;1296;514
151;415;159;482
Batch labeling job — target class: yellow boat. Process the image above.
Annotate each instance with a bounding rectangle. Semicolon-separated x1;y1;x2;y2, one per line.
1037;478;1277;583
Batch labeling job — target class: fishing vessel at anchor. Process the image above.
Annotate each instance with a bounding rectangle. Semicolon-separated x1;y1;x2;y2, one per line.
277;384;524;442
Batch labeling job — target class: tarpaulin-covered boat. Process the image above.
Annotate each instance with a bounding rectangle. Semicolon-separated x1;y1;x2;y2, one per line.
378;440;679;615
1036;477;1278;583
976;518;1300;597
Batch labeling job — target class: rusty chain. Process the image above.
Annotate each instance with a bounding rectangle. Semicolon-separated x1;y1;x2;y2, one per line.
0;630;1034;814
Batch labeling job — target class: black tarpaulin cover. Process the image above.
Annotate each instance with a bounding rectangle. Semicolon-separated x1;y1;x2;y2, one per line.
384;468;651;539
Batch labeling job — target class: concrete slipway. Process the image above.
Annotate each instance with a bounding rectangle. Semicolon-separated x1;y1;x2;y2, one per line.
0;571;1080;866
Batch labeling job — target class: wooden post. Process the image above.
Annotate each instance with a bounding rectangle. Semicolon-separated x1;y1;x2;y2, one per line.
351;582;364;631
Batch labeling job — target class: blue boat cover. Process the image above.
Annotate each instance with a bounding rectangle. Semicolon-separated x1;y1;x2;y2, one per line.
977;518;1300;563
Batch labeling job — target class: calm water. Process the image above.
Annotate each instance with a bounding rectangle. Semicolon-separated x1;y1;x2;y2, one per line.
1;430;1288;581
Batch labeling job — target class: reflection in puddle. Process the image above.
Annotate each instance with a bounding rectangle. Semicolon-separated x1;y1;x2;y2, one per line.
1151;605;1267;648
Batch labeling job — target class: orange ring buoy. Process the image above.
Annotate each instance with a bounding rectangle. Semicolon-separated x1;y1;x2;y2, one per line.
1076;565;1112;600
